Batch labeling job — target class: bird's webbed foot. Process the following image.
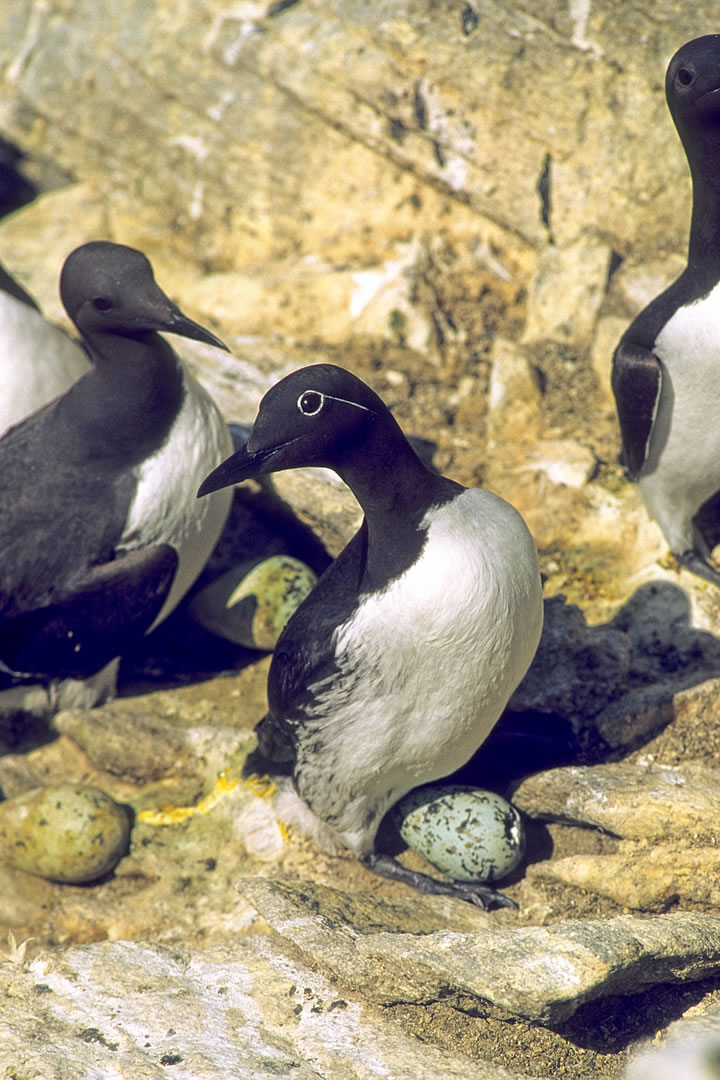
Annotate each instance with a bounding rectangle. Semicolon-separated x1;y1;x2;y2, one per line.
360;851;517;910
676;549;720;588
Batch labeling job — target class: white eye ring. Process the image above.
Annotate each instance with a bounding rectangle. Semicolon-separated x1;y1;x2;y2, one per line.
297;390;325;416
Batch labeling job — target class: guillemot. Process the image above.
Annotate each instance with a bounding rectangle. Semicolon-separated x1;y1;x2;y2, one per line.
199;363;543;908
0;241;232;709
0;258;90;437
612;34;720;585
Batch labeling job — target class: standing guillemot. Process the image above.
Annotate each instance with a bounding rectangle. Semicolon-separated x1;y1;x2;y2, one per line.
0;258;90;437
199;364;543;908
0;241;232;707
612;34;720;586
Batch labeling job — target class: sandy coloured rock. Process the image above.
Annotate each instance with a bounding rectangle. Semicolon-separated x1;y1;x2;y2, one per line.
512;760;720;844
530;842;720;909
0;936;531;1080
241;876;720;1025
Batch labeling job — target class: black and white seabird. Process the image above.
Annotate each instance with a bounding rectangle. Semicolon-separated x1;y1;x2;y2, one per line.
0;259;90;437
0;241;233;709
612;34;720;585
199;364;543;908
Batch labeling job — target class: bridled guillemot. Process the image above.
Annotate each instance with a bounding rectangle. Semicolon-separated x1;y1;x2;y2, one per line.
613;34;720;585
199;363;543;908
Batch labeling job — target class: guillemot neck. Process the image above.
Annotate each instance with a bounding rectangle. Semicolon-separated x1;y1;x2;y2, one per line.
334;419;463;588
685;135;720;274
56;331;184;461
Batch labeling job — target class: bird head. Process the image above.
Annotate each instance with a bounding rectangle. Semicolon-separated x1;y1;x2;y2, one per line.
666;35;720;133
198;363;383;496
59;241;228;351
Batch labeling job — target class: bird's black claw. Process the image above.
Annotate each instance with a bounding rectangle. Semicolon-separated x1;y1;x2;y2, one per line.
360;851;517;911
452;881;518;911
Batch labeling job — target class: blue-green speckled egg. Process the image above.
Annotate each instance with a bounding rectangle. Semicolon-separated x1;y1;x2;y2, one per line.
393;784;525;883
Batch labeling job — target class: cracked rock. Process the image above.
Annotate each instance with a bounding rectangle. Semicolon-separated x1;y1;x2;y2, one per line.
531;843;720;910
513;761;720;909
511;761;720;844
240;877;720;1026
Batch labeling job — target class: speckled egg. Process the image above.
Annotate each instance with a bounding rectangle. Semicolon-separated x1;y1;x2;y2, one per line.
190;555;317;650
393;784;525;883
0;782;131;884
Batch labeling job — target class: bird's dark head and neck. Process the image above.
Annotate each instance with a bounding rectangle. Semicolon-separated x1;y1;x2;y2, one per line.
198;364;461;583
56;241;227;461
666;35;720;274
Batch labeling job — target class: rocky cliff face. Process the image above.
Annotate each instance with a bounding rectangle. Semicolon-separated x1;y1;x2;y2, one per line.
3;4;720;1079
0;0;701;261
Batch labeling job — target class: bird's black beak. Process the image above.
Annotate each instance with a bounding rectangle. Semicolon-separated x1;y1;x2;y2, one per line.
197;440;297;497
158;305;229;352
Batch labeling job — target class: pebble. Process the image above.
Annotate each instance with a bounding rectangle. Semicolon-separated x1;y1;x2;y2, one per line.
190;555;317;650
0;782;131;884
525;438;596;488
393;785;525;883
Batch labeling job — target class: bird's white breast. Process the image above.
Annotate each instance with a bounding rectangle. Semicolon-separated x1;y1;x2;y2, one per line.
301;487;543;852
641;281;720;551
0;292;90;436
118;368;233;625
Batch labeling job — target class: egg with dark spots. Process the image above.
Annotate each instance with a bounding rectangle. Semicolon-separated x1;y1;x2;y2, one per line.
190;555;317;650
393;784;525;883
0;782;131;884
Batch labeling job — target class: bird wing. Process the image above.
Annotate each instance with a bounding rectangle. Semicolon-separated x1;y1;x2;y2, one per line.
254;525;368;769
0;545;177;680
0;401;138;615
611;340;662;478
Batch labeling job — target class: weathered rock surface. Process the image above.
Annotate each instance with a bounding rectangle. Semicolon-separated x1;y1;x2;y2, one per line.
4;3;720;1078
2;616;720;1077
509;596;632;732
512;761;720;844
241;877;720;1026
535;844;720;911
5;870;719;1079
596;671;720;754
513;761;720;910
1;0;715;271
509;584;720;756
0;934;530;1080
4;2;720;621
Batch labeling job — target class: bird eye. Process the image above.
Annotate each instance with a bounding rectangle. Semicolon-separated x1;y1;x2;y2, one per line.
92;297;113;311
297;390;324;416
676;67;694;86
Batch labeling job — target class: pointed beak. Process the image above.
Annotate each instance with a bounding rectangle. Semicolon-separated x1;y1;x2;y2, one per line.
158;305;229;352
197;440;297;497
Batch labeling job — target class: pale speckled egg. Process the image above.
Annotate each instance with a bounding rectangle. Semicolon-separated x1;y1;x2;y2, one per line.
393;784;525;883
190;555;317;651
0;782;131;884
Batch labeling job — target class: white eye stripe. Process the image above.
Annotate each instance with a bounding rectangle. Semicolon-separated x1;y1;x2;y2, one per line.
296;390;372;416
